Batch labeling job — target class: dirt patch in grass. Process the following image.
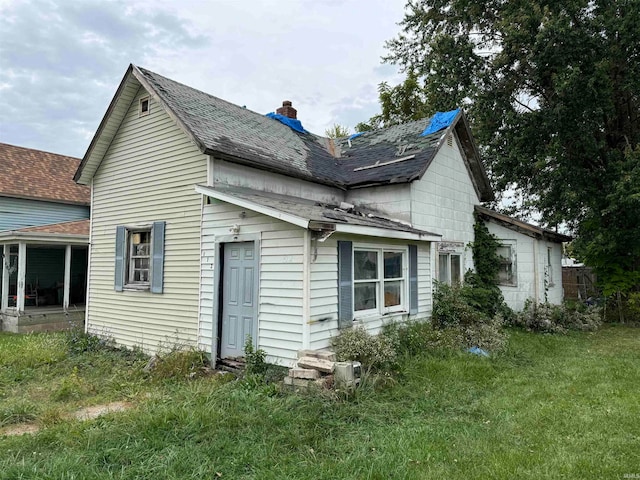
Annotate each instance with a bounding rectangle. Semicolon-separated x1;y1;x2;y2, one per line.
0;401;134;437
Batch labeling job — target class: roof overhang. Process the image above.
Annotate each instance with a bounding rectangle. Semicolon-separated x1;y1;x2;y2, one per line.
453;112;494;202
475;205;572;243
0;232;88;245
196;185;441;242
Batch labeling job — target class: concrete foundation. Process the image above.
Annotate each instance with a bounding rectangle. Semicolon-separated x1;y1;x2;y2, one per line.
1;306;84;333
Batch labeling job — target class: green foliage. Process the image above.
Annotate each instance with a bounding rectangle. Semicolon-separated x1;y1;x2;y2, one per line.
432;282;507;350
331;324;397;370
65;327;114;355
0;399;38;427
324;123;351;138
147;348;209;381
377;0;640;293
243;336;267;376
512;300;603;333
2;329;640;477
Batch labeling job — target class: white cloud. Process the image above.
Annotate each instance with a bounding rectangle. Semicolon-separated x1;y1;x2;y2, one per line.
0;0;406;157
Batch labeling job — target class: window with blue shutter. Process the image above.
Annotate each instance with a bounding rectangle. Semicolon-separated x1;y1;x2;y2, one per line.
114;222;165;293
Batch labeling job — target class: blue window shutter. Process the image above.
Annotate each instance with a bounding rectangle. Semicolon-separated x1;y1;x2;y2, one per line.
337;241;353;329
150;221;166;294
114;226;125;292
409;244;418;315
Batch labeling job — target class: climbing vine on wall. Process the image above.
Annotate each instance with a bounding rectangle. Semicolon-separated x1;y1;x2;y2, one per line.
463;214;510;318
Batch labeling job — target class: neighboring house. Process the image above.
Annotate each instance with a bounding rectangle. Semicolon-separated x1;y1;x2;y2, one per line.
74;64;566;365
0;143;90;332
475;207;571;311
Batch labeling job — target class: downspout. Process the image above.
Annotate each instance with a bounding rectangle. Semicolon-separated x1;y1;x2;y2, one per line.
533;238;540;304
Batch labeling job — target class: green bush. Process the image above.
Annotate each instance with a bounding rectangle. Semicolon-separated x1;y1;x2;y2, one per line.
431;282;507;351
147;348;209;381
331;324;397;370
65;327;114;355
244;336;267;376
512;301;602;333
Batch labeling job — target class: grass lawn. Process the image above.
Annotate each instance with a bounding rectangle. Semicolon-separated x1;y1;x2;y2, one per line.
1;326;639;479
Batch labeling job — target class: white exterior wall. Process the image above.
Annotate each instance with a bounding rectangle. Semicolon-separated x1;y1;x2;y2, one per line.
213;159;343;205
411;135;480;273
199;201;306;365
346;184;412;222
88;87;207;352
484;221;564;311
308;234;432;351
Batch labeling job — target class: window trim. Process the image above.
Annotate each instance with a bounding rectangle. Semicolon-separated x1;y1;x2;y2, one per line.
139;96;150;117
546;246;554;287
496;241;517;287
353;245;408;318
115;222;165;293
125;227;153;289
438;252;462;285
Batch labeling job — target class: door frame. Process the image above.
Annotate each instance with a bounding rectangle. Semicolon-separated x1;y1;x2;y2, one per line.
212;233;260;362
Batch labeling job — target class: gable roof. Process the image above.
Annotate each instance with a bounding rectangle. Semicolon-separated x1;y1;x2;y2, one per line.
0;143;90;206
75;65;493;201
475;205;572;243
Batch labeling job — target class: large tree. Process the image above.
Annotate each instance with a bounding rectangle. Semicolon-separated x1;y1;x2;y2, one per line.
376;0;640;295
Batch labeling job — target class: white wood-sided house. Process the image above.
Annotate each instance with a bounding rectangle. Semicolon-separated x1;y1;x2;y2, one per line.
0;143;90;332
74;65;568;365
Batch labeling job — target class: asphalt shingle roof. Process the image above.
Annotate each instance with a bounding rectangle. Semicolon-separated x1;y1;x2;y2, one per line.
0;143;90;205
136;67;445;189
16;219;90;235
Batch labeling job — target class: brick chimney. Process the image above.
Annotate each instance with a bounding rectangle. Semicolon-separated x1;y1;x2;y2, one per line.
276;100;297;119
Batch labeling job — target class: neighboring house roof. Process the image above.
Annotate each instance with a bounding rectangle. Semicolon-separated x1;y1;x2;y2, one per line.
195;185;441;242
75;64;493;201
0;219;89;245
475;205;572;243
0;143;90;206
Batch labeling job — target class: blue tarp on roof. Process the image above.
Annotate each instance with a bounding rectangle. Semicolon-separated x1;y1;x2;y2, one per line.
265;112;307;133
420;109;460;136
348;132;364;140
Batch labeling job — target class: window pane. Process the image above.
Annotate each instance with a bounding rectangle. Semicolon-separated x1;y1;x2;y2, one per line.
384;281;402;307
354;251;378;280
383;251;402;279
134;258;150;270
451;255;461;284
496;246;511;260
438;254;449;283
134;269;149;282
354;282;377;311
498;264;512;284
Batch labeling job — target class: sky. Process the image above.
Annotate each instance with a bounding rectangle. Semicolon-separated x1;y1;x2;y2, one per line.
0;0;408;159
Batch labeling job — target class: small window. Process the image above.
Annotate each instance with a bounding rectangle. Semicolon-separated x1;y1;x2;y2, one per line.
438;253;461;285
497;244;517;286
139;96;150;117
128;229;151;285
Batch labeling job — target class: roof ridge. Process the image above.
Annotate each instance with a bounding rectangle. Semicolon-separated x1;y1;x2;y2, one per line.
135;65;284;130
0;142;80;161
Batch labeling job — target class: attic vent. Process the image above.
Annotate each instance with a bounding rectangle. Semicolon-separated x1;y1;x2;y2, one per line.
447;134;453;147
353;155;416;172
139;96;150;117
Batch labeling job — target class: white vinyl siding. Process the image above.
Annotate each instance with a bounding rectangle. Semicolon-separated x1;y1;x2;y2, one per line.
308;235;432;351
411;135;480;273
484;221;565;310
87;86;207;352
199;202;305;365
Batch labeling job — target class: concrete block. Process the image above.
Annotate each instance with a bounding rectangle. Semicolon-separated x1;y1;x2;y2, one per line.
297;356;335;373
297;349;337;362
288;368;320;379
283;376;314;388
